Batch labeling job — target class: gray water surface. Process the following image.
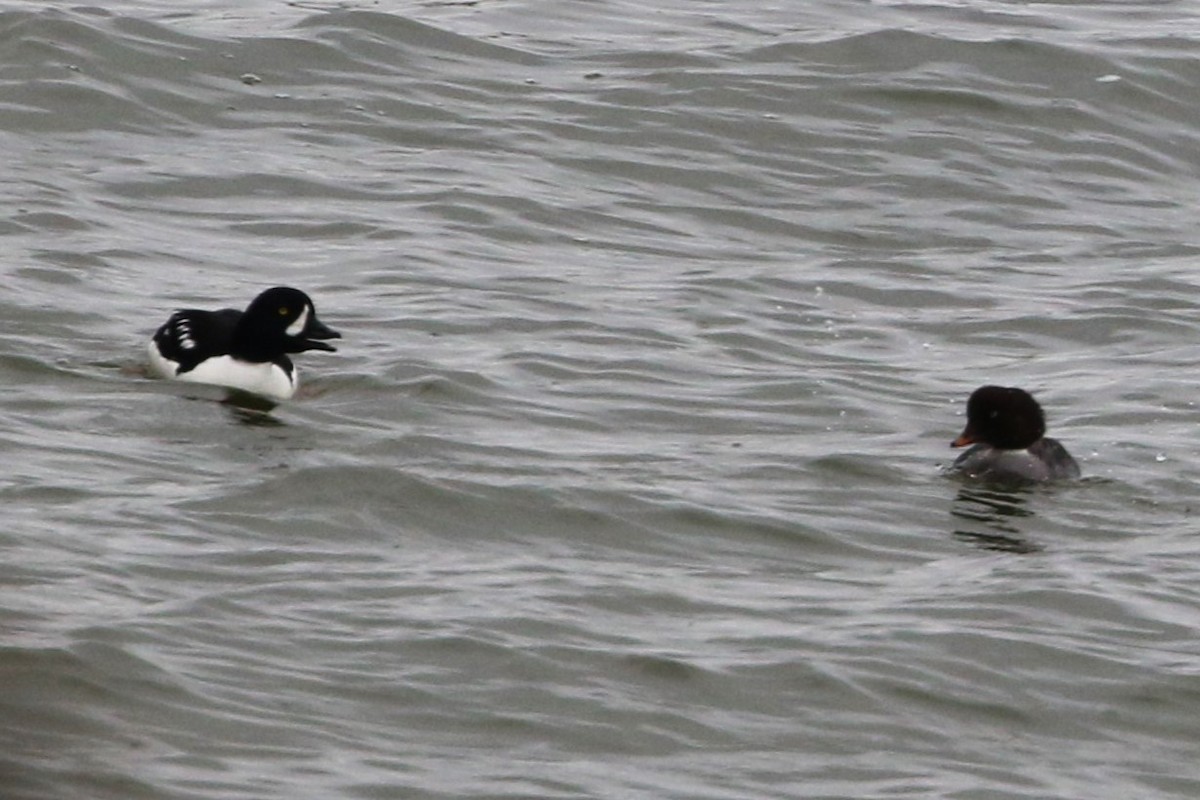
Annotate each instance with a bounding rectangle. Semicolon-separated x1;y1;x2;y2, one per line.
2;2;1200;798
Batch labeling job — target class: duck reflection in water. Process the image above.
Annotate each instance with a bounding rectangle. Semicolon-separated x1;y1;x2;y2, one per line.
950;486;1042;553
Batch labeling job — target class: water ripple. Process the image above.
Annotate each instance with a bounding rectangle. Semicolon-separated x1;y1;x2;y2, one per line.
4;2;1200;799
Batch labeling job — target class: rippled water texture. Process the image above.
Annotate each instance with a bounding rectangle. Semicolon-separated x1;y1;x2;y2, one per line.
3;2;1200;798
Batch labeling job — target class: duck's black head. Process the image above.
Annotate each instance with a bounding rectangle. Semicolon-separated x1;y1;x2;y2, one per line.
952;385;1046;451
236;286;341;360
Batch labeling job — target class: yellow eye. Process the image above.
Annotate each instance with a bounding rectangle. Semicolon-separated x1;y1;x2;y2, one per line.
279;307;289;316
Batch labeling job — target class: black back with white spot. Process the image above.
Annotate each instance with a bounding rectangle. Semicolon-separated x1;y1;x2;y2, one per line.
152;308;241;375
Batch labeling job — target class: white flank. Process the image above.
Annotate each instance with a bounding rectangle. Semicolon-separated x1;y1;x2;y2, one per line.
146;339;179;380
147;341;297;401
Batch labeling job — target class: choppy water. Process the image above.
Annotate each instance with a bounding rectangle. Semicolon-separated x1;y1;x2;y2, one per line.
3;1;1200;798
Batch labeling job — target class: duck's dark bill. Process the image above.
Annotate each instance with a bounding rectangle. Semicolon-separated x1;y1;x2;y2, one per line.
304;317;341;341
951;432;975;448
307;316;340;340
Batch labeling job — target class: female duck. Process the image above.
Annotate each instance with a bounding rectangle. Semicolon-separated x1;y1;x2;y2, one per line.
950;385;1080;482
148;286;340;401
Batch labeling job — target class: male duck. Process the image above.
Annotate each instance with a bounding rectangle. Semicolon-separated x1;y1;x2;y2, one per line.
147;286;340;401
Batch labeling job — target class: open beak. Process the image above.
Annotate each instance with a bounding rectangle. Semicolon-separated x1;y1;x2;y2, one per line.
302;316;341;352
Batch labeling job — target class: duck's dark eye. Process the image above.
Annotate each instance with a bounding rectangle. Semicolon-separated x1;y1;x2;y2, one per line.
278;307;289;316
